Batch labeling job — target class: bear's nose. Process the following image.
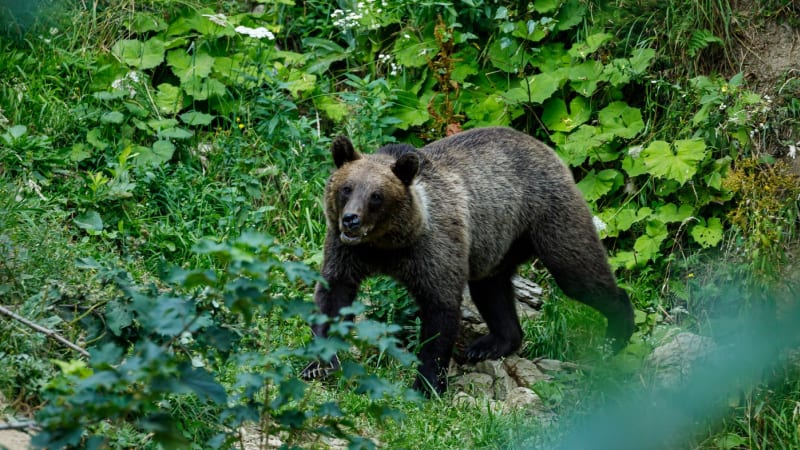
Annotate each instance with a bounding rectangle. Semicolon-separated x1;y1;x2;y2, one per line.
342;213;361;231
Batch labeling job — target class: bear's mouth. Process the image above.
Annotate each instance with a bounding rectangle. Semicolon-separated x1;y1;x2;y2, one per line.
340;228;369;245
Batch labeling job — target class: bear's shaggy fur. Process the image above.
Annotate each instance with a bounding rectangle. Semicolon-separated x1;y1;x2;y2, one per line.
301;127;635;394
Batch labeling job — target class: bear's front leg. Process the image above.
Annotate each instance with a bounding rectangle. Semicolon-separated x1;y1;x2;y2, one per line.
412;296;462;395
301;279;359;381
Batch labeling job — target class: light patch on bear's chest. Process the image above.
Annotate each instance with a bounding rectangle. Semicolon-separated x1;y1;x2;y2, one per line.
411;179;431;229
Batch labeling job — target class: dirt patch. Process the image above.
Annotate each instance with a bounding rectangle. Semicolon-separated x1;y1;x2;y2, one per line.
731;5;800;171
734;20;800;91
0;429;32;450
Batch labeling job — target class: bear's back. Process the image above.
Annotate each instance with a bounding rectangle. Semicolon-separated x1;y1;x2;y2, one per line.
418;127;585;279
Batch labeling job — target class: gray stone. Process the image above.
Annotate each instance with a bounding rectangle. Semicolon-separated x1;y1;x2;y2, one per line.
504;355;550;387
646;331;716;388
504;386;544;412
534;358;579;372
452;391;478;408
474;359;507;378
453;372;494;397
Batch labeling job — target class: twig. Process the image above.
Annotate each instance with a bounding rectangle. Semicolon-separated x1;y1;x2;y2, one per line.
0;420;38;431
0;305;90;358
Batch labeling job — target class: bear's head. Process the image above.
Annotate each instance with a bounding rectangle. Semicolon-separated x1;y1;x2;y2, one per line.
325;136;424;247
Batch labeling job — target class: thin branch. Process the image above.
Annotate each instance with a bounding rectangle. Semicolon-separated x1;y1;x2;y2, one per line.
0;305;90;358
0;420;38;431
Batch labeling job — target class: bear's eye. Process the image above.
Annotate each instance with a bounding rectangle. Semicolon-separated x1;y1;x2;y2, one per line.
341;186;353;196
369;192;383;205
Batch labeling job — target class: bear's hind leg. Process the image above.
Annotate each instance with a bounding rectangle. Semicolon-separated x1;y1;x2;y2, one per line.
532;222;635;351
464;273;523;362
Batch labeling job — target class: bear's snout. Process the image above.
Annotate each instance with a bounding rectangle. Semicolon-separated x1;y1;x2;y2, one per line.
341;213;361;232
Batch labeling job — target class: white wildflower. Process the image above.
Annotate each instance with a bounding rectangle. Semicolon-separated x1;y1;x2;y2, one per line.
235;26;275;40
378;53;391;63
203;13;229;27
390;62;399;76
49;27;59;35
788;143;797;159
628;145;644;158
592;216;607;233
26;178;47;201
111;73;138;98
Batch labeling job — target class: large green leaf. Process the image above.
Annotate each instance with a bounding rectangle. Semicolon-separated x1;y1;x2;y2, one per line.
74;210;104;233
641;139;707;185
567;60;604;96
632;220;668;263
279;69;317;97
129;12;167;33
528;71;562;104
167;50;215;83
182;77;226;100
393;33;437;68
179;111;215;126
512;19;553;42
653;203;694;224
464;92;509;126
554;125;608;167
154;83;184;115
568;33;612;59
487;37;522;72
554;0;586;31
598;102;644;139
112;38;165;69
532;0;560;13
576;169;621;202
597;205;652;237
135;140;175;166
690;217;723;248
629;48;656;75
100;111;125;124
542;96;590;132
389;90;430;129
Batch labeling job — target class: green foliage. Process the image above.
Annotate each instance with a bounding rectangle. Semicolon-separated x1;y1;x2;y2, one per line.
32;232;417;448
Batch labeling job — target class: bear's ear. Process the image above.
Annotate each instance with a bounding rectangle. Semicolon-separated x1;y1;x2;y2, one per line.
391;152;420;186
331;136;361;168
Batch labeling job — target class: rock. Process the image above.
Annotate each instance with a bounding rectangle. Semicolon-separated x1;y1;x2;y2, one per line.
453;372;494;397
646;331;717;388
474;359;507;378
504;355;550;387
493;369;517;401
534;358;579;372
452;391;479;408
504;386;544;412
512;276;544;309
0;430;31;450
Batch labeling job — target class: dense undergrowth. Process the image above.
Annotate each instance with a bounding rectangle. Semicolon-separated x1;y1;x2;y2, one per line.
1;0;798;448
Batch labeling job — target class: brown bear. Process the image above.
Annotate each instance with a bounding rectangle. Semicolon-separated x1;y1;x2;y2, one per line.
301;126;635;395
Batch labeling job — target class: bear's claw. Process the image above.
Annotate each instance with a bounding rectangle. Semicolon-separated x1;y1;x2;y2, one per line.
464;334;516;363
300;354;341;380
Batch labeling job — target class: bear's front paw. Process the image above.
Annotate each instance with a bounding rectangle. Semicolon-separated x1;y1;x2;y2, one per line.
464;334;516;362
300;354;341;380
